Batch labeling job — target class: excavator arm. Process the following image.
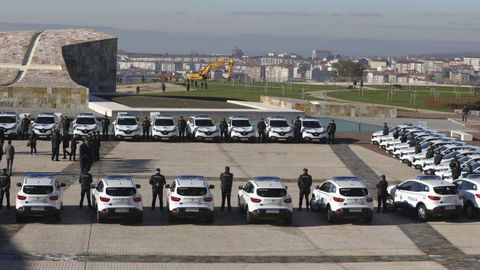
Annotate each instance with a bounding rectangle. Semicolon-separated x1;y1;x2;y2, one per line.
186;59;234;81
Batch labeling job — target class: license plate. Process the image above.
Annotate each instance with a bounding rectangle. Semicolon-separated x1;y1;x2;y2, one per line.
185;208;199;212
115;208;129;213
205;138;212;141
445;205;456;210
278;138;286;141
241;138;249;141
124;136;132;139
350;209;362;213
31;207;44;211
161;137;169;140
265;209;279;214
312;139;320;141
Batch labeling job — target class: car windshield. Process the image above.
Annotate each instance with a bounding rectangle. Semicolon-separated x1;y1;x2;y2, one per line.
420;141;433;149
443;151;459;159
195;119;214;127
155;119;175;126
76;117;96;125
35;117;54;124
434;186;458;195
231;120;251;127
339;188;368;197
176;187;207;196
256;188;287;197
106;187;136;196
117;118;137;125
303;121;321;128
471;163;480;170
270;120;289;127
23;185;53;194
459;157;471;164
0;116;16;123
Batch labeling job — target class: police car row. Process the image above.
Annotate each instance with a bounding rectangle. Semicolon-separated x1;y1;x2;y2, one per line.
371;123;480;181
14;173;382;224
0;111;327;143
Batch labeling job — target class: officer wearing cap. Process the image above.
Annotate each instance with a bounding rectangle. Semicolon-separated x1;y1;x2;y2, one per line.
149;168;166;210
297;168;312;211
220;166;233;211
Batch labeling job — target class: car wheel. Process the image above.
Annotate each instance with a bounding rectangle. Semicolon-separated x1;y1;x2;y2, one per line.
284;215;292;225
16;213;24;223
54;212;62;222
246;208;254;224
206;214;214;224
136;214;143;223
96;211;104;223
417;204;428;222
364;215;373;223
465;202;476;219
385;196;396;211
168;211;176;223
326;206;336;224
309;196;320;212
237;197;244;213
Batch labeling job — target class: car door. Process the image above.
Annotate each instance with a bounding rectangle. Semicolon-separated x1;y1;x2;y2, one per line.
240;182;253;207
316;182;330;209
92;181;104;203
457;180;476;204
394;181;415;208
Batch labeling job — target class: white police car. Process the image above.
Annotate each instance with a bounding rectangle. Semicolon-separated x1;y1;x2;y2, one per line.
15;173;65;222
237;176;293;224
265;116;294;142
31;112;61;139
91;175;143;223
0;112;21;138
432;155;480;177
165;175;215;223
73;112;99;137
310;176;374;223
113;112;141;140
187;115;219;141
386;175;463;221
453;174;480;218
227;116;256;142
299;117;326;143
151;114;178;141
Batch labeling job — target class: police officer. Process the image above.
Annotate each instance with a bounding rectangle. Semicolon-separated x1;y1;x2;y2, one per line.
29;132;37;155
70;135;78;161
392;128;400;139
450;157;461;180
149;168;166;210
382;123;389;136
293;116;302;143
20;116;30;139
297;168;312;211
220;166;233;212
408;137;416;147
327;120;336;144
434;152;443;166
62;132;70;159
425;145;434;159
79;138;90;173
142;116;151;141
414;142;422;154
178;116;187;142
62;116;71;135
79;171;93;208
400;132;408;143
102;114;110;140
257;118;266;142
4;140;14;176
0;168;10;209
220;118;228;142
88;135;96;166
51;129;60;161
466;162;474;175
95;131;101;161
376;175;388;213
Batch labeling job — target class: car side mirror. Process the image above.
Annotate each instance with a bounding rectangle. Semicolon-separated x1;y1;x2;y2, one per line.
209;184;215;189
60;183;66;188
315;185;320;189
91;184;96;189
16;183;22;187
136;184;141;189
164;184;171;189
238;185;243;190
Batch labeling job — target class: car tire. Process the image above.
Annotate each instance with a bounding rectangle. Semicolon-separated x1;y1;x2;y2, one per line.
326;206;336;224
417;204;429;222
284;215;292;225
206;214;214;224
136;214;143;223
96;211;104;223
465;202;477;219
246;209;254;224
385;195;396;211
168;211;176;223
364;215;373;223
237;197;244;213
54;212;62;222
309;196;320;212
16;213;24;223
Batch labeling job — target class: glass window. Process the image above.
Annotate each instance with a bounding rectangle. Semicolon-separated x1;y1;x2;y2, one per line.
302;121;321;128
339;188;368;196
155;119;175;126
270;120;289;127
35;117;55;124
256;188;287;197
195;119;214;126
0;116;16;124
106;187;136;196
76;118;96;125
231;120;251;127
176;187;207;196
320;183;329;192
434;186;458;195
96;182;104;192
398;181;414;191
117;118;137;125
23;185;53;194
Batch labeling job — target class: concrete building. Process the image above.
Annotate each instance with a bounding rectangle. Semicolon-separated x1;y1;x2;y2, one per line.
0;29;117;110
311;49;332;60
265;65;293;82
245;65;264;82
463;57;480;72
260;53;299;66
368;58;388;71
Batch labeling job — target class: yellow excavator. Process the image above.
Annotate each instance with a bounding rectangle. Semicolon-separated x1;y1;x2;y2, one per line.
186;59;234;81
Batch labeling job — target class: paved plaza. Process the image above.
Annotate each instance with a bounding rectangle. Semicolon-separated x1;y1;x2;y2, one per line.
0;139;479;269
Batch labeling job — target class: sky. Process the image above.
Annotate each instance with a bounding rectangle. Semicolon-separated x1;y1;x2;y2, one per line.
1;0;480;56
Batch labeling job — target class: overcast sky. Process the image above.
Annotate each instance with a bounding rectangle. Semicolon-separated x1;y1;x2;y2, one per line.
1;0;480;55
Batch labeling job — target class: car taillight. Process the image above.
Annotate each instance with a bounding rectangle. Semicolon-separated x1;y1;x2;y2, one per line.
458;195;464;200
333;197;345;202
17;195;26;200
284;198;292;203
171;196;181;202
428;195;441;201
366;197;373;202
133;197;142;202
99;197;110;202
203;197;213;202
250;197;262;203
49;195;59;201
476;194;480;199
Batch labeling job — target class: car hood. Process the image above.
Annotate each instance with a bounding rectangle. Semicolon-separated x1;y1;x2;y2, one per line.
33;123;55;129
303;127;325;133
232;126;254;132
117;125;138;130
197;126;218;132
154;125;176;131
270;127;292;132
0;123;17;129
74;124;97;130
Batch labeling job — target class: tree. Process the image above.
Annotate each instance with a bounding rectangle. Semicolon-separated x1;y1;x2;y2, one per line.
332;60;365;82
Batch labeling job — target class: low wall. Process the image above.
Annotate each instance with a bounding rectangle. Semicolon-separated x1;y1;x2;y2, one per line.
0;86;89;111
260;96;397;118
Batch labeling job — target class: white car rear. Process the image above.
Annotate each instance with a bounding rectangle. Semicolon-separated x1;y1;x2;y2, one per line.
453;175;480;218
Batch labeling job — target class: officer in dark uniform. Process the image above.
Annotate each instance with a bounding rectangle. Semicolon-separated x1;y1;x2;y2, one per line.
220;166;233;212
434;152;443;166
88;135;96;166
257;118;266;142
149;168;166;210
382;123;389;136
0;168;10;209
219;118;228;142
62;132;70;159
70;135;78;161
29;132;37;155
62;116;71;135
293;116;302;143
178;116;187;142
414;142;422;154
400;132;408;143
392;128;400;139
450;157;461;180
297;168;312;211
425;145;434;159
408;137;416;147
95;131;101;161
79;171;93;208
466;162;474;175
51;129;60;161
376;175;388;213
79;138;90;173
142;116;151;141
327;120;336;144
102;114;110;140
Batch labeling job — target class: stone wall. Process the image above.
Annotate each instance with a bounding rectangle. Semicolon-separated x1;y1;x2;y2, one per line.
0;86;88;110
260;96;397;118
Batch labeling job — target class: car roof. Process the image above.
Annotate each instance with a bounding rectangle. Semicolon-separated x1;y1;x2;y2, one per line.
410;179;454;187
102;175;135;187
251;176;284;188
37;113;55;117
300;117;320;122
24;173;55;186
175;175;206;187
77;112;95;117
229;116;249;120
154;114;173;119
329;176;366;188
268;116;287;120
459;174;480;183
0;112;16;116
192;114;211;119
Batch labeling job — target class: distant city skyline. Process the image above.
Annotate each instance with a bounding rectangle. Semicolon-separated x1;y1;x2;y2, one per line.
1;1;480;56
